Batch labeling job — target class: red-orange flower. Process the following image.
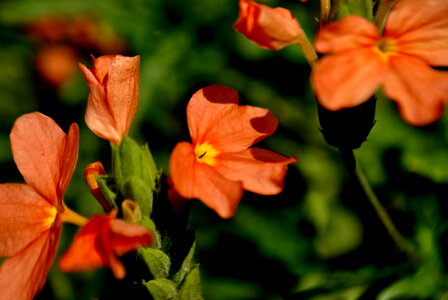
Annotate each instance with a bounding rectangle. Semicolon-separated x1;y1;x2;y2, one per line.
0;112;79;300
79;55;140;144
235;0;303;50
169;85;297;218
312;0;448;126
59;210;153;279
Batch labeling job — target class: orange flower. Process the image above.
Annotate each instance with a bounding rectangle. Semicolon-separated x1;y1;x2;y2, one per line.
59;210;153;279
79;55;140;144
169;85;297;218
234;0;303;50
35;45;79;86
0;112;79;300
312;0;448;126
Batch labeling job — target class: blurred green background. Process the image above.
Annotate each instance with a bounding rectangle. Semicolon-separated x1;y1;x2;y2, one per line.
1;0;448;299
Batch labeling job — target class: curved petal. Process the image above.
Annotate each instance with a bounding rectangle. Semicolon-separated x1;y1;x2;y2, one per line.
110;219;153;254
234;0;303;50
81;55;140;144
58;219;104;273
0;184;56;257
10;112;68;203
385;0;448;66
0;224;60;300
83;80;120;143
59;212;152;279
214;148;297;195
105;55;140;139
169;142;243;218
383;55;448;125
187;85;278;152
315;16;379;53
312;48;385;110
58;123;79;201
91;55;116;83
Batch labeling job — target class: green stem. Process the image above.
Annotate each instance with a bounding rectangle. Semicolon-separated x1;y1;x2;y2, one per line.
374;0;398;34
319;0;331;26
339;148;421;265
296;29;319;69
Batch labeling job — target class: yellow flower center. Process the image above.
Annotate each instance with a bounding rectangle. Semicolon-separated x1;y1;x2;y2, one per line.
375;38;398;59
42;206;57;229
194;142;219;166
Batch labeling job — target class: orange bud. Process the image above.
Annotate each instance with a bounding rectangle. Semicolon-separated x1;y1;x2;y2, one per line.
84;161;112;212
234;0;303;50
79;55;140;144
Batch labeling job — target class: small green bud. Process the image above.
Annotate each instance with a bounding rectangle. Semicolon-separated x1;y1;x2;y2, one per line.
111;136;160;216
122;199;142;223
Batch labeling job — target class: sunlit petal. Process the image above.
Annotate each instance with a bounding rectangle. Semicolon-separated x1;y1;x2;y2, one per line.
215;148;297;195
315;16;378;53
312;49;385;110
0;184;55;257
169;142;243;218
187;85;278;152
383;55;448;125
385;0;448;66
10;112;71;203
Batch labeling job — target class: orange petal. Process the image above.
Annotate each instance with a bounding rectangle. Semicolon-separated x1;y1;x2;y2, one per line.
105;55;140;140
315;16;379;53
59;211;152;279
10;112;77;204
83;82;121;143
383;55;448;125
187;85;278;152
0;224;61;300
234;0;303;50
58;219;105;273
312;49;385;110
109;219;154;254
91;55;117;83
0;184;56;257
214;148;297;195
169;142;243;218
58;122;79;200
81;55;140;144
384;0;448;66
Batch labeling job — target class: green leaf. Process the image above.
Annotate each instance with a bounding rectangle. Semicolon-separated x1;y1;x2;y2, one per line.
330;0;374;21
141;143;159;191
176;265;203;300
173;242;196;284
143;278;177;300
139;248;171;279
314;207;363;258
122;177;154;216
403;147;448;183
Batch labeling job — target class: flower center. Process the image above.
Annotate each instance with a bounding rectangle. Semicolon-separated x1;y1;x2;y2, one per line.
194;142;219;166
376;38;397;58
42;206;58;229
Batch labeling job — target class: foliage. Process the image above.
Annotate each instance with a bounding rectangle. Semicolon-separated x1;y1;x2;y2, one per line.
0;0;447;299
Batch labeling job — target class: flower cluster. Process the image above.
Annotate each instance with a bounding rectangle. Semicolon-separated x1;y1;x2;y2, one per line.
0;111;152;300
0;51;296;299
235;0;448;126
